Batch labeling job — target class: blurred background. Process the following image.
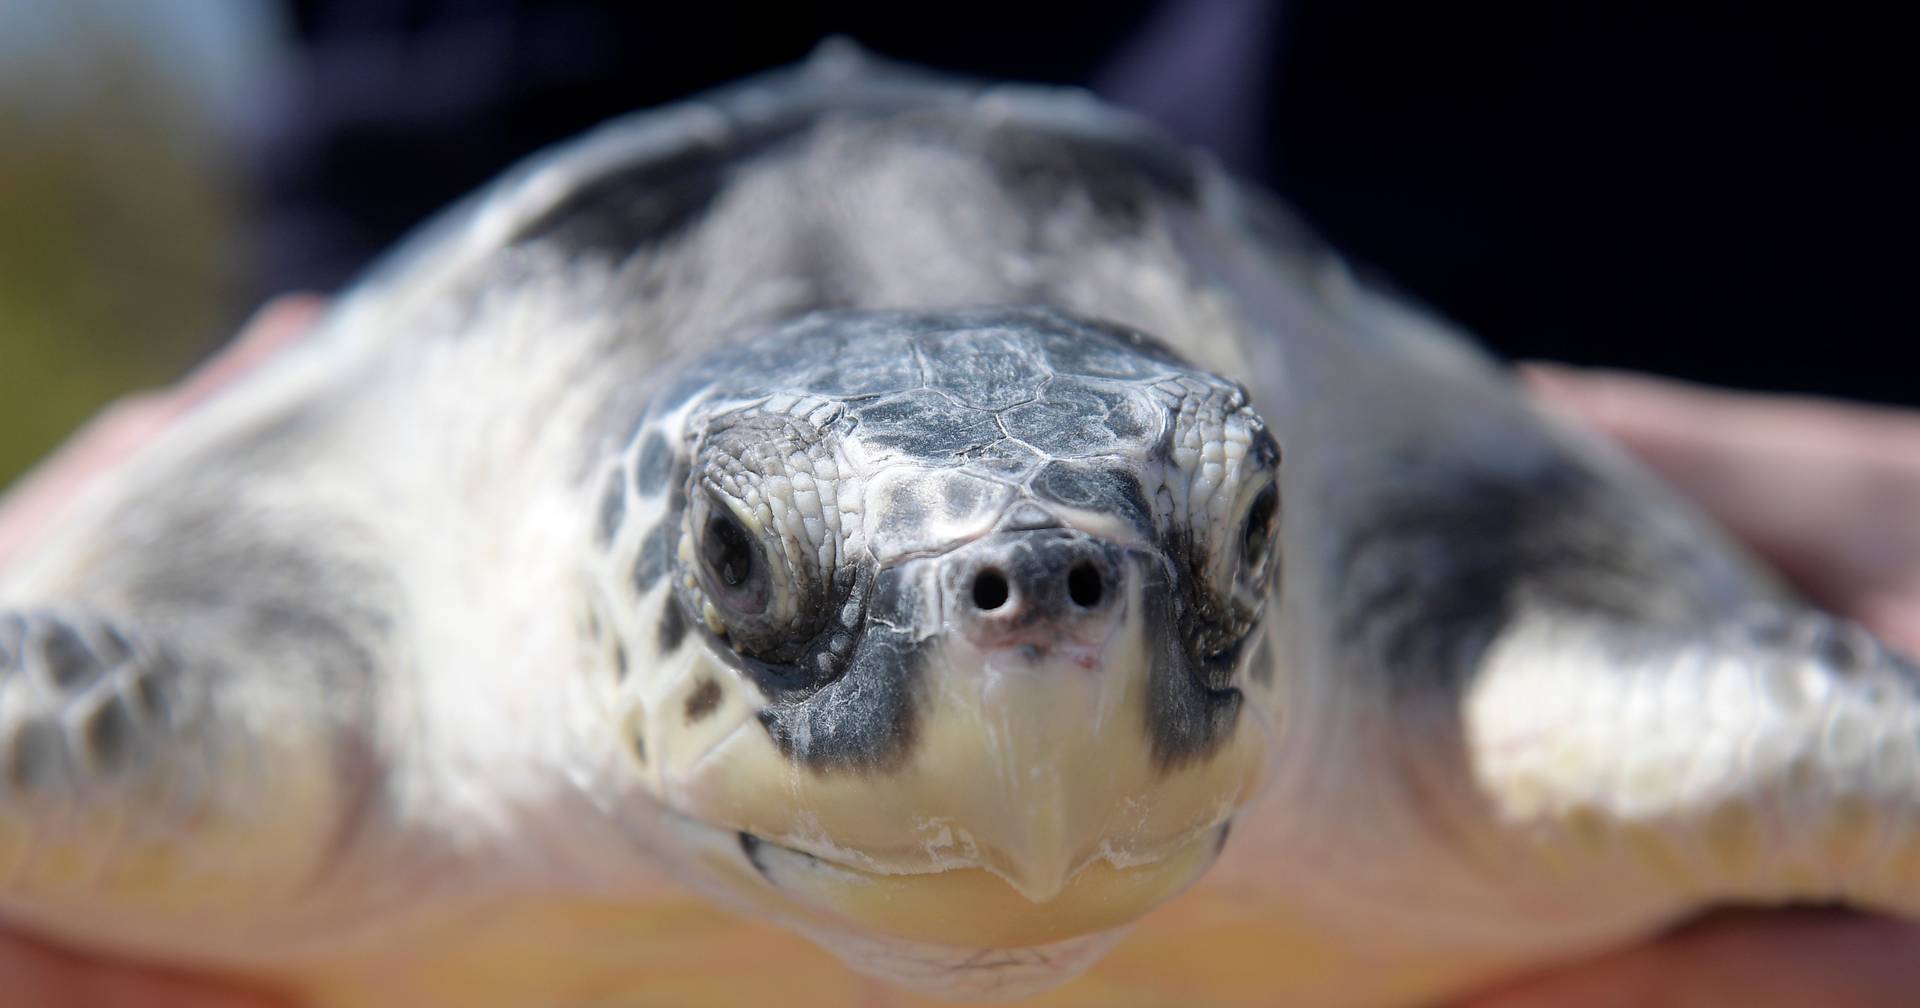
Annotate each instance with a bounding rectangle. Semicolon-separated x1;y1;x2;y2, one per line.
0;1;1912;486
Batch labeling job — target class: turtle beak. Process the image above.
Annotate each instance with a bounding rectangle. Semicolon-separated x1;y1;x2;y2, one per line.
923;613;1150;901
661;539;1267;948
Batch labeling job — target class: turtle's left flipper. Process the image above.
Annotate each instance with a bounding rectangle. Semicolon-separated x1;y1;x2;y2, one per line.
1468;604;1920;913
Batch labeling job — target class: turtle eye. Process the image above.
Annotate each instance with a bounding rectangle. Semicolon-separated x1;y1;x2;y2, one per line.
701;509;769;615
1239;483;1278;576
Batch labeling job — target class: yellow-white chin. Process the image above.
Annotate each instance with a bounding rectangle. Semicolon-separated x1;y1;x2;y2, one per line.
738;822;1229;999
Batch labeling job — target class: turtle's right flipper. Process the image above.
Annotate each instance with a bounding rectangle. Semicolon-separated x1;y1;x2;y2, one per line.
1;606;344;914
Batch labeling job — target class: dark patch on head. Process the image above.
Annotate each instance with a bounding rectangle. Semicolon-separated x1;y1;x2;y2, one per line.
632;431;676;498
631;522;676;595
756;567;921;772
612;641;629;681
658;597;689;653
853;391;1002;456
684;678;724;723
719;315;924;400
1141;565;1243;771
1001;381;1159;458
1030;462;1153;538
596;469;628;547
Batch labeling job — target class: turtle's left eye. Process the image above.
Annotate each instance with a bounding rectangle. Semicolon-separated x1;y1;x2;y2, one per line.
701;508;769;616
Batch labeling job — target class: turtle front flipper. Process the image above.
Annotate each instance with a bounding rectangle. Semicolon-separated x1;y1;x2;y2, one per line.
1468;603;1920;916
0;603;359;931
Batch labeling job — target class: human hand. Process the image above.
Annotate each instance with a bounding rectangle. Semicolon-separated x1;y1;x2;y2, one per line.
0;930;287;1008
1527;365;1920;656
1460;365;1920;1007
0;297;321;1007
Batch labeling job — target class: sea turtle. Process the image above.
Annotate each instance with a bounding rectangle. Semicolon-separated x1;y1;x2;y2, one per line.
3;46;1918;1008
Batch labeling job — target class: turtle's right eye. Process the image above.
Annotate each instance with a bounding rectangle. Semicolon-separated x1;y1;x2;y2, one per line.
1239;483;1278;576
701;509;770;616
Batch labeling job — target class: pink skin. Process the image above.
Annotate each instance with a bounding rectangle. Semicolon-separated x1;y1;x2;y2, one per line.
3;309;1917;1006
0;295;325;571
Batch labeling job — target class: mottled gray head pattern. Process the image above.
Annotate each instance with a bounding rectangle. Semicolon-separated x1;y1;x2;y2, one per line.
637;306;1279;771
579;303;1281;981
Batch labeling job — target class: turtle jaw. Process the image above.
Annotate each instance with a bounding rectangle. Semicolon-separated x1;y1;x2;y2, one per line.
734;820;1231;949
728;821;1226;1001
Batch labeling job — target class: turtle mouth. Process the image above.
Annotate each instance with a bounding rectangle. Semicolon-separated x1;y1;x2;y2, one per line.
734;822;1230;948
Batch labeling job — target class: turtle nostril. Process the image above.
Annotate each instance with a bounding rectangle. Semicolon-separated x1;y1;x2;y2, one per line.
972;569;1010;611
1067;562;1103;609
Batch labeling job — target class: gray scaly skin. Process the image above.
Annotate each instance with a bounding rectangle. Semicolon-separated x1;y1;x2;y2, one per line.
4;46;1920;1007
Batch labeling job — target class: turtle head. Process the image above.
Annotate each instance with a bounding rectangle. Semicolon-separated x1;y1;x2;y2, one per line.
587;307;1280;997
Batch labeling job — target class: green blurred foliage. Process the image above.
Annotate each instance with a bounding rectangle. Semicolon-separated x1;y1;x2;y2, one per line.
0;6;241;488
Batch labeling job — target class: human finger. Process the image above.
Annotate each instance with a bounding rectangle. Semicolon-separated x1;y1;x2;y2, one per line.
1459;908;1920;1008
0;927;289;1008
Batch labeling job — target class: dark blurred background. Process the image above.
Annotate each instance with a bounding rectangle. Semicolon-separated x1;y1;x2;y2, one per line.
2;1;1914;485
